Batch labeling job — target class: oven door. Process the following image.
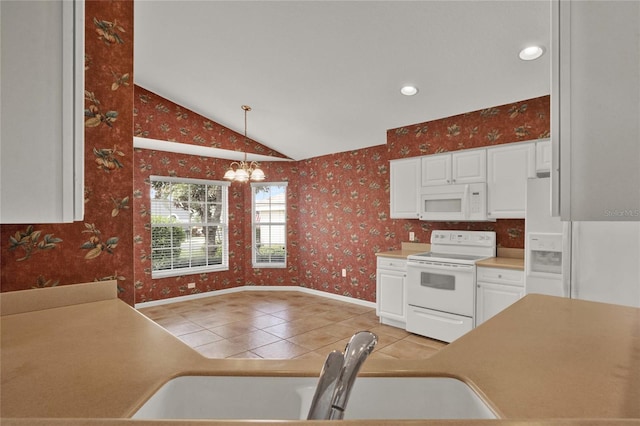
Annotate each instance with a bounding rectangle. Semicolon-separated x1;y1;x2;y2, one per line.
406;260;475;317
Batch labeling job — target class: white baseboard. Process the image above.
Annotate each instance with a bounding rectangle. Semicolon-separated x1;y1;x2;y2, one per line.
135;285;376;310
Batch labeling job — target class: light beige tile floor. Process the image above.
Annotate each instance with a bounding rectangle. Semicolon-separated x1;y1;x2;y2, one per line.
138;290;447;360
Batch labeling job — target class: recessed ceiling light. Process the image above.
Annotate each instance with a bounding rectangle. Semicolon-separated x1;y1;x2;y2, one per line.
519;46;544;61
400;85;419;96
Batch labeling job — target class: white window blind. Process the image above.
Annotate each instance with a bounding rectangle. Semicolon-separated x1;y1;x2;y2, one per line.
251;182;287;268
150;176;229;278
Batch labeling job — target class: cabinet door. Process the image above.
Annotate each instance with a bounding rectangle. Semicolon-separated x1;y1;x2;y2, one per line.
389;157;420;219
476;282;524;326
376;270;406;322
452;149;486;184
536;139;552;175
487;143;535;218
552;0;640;221
421;154;451;186
0;0;84;223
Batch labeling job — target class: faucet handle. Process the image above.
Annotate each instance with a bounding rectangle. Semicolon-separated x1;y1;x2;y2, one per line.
307;331;378;421
307;350;344;420
343;330;378;356
329;331;378;419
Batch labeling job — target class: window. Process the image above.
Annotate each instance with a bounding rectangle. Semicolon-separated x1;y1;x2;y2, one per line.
252;182;287;268
150;176;230;278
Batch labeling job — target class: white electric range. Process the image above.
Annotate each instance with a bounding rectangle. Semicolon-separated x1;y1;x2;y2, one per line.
406;230;496;343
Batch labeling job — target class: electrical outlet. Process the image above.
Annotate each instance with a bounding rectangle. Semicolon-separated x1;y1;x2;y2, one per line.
409;232;415;241
341;269;347;278
187;282;196;289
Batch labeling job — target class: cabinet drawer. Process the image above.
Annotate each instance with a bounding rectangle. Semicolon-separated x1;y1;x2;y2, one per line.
377;257;407;271
477;267;523;287
406;305;472;343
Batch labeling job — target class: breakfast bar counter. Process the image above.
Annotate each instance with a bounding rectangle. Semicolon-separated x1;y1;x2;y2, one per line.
1;283;639;424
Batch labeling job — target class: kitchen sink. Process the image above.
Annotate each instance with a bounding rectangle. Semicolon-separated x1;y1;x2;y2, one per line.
132;375;497;420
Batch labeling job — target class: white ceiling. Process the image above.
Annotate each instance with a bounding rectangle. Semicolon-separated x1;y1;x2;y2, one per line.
134;1;551;161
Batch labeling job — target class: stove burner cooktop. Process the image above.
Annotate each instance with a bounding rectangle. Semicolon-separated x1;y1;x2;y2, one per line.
408;252;489;262
411;252;488;261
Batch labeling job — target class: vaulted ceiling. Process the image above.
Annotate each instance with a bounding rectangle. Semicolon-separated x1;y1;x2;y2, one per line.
134;1;550;161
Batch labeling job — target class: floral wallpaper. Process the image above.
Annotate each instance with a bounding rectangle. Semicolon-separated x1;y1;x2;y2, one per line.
386;96;550;158
0;1;549;306
0;0;135;304
298;96;550;300
133;86;299;302
134;86;289;159
133;88;549;303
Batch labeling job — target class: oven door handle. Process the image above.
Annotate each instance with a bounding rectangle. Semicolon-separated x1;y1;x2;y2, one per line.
407;261;474;272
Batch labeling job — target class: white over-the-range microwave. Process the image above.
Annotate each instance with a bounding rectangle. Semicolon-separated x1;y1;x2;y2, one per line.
419;182;492;221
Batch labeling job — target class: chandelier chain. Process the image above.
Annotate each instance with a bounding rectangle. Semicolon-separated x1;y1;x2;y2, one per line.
223;105;265;182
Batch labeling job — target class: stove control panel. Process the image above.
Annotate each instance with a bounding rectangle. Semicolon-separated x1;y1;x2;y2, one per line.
431;230;496;247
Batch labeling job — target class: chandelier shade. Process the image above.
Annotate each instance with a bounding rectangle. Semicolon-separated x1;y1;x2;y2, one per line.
224;105;266;182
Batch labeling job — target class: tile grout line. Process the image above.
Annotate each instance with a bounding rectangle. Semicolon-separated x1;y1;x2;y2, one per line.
139;291;445;360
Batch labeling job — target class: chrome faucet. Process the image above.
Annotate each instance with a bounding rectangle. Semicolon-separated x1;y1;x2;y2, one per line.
307;331;378;420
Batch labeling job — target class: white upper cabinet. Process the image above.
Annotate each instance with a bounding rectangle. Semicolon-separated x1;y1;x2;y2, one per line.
421;154;451;186
421;149;486;186
452;150;487;184
389;157;421;219
0;0;84;224
487;142;536;219
552;0;640;221
535;138;551;175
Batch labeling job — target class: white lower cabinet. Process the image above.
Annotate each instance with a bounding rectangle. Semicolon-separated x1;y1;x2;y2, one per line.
475;267;524;326
376;257;407;328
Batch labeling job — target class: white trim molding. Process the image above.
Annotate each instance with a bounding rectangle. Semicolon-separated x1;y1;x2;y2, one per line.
134;137;292;163
134;285;375;310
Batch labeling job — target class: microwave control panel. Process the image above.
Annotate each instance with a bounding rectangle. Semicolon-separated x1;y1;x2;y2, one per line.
470;191;481;213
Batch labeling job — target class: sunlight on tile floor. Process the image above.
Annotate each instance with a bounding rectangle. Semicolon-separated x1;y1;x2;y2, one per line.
138;290;447;360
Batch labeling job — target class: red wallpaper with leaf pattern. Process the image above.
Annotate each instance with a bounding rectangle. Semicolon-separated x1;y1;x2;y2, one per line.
134;86;289;159
0;0;135;305
0;1;549;306
298;96;550;300
132;87;299;302
133;86;549;303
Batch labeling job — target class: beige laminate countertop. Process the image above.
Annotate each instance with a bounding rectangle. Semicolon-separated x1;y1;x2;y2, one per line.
1;284;639;424
375;242;431;259
476;257;524;270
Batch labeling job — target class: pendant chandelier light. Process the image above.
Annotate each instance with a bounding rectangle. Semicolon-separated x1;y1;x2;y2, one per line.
223;105;266;182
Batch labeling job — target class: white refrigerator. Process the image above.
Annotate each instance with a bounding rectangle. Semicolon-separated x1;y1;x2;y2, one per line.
525;178;640;308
